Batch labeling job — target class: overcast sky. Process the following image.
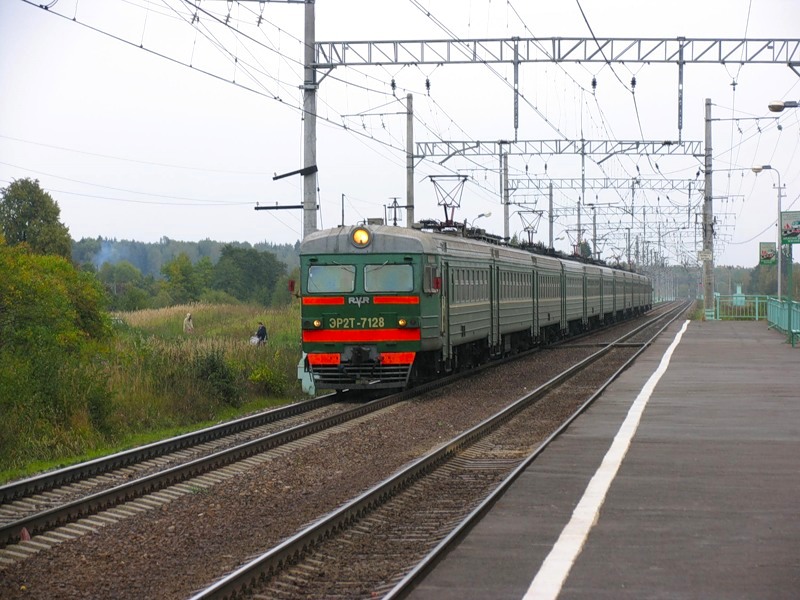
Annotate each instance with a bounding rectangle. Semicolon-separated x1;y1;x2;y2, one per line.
2;0;800;267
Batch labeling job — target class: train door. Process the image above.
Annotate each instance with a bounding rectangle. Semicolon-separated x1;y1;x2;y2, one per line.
598;273;604;322
441;261;451;365
582;268;588;327
559;263;567;333
532;266;538;341
490;264;500;355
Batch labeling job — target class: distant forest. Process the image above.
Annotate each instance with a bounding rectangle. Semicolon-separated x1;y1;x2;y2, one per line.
69;236;799;311
73;236;299;278
72;236;301;311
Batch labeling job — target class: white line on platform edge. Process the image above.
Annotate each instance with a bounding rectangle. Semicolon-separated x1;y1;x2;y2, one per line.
522;319;691;600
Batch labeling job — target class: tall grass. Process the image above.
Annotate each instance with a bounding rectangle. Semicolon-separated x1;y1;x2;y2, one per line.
109;302;304;426
0;303;304;482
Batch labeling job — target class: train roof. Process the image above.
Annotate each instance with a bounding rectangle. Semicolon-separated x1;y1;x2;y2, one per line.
301;225;647;279
301;225;443;255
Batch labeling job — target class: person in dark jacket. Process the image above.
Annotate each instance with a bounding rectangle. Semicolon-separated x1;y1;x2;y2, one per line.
255;322;268;345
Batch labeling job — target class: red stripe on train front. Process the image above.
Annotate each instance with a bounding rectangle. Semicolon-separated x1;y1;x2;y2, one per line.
302;297;345;305
372;296;420;305
303;329;421;342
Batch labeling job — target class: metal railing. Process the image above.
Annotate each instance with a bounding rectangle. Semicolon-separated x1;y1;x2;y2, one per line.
711;294;799;347
713;294;769;320
766;297;800;347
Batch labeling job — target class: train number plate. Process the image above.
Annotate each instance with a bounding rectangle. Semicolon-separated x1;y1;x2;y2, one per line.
328;317;385;329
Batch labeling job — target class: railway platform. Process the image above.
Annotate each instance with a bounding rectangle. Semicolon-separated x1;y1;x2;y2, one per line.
405;319;800;600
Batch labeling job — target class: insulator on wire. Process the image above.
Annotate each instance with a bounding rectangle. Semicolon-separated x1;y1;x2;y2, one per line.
391;78;396;95
257;0;265;26
425;78;431;95
631;76;637;91
591;76;597;91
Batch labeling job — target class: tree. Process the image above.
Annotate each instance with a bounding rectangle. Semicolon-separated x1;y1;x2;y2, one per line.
0;239;112;467
161;252;200;304
0;178;72;259
211;245;286;305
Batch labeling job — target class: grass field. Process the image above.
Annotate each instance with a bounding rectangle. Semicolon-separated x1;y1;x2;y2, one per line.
0;302;305;483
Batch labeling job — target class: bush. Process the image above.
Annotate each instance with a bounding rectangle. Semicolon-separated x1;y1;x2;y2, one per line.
0;243;114;471
248;364;290;396
193;347;241;407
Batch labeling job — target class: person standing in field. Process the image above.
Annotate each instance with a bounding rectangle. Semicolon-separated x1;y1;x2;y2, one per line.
183;312;194;334
255;321;267;345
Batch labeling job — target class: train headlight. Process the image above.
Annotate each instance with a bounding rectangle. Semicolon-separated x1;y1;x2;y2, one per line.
313;319;322;328
398;318;408;327
351;227;371;248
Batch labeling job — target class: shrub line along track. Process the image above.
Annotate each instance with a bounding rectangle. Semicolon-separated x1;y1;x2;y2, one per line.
189;301;690;599
0;303;677;569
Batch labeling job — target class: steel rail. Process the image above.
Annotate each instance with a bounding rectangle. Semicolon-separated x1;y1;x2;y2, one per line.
0;394;338;504
1;303;671;550
188;301;690;599
0;391;403;548
384;301;691;599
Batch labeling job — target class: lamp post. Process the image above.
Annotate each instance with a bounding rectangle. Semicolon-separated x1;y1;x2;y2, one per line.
470;212;492;228
752;165;783;299
767;99;799;339
768;100;799;112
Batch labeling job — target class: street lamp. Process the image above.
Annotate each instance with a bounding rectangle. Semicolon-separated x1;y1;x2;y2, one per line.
470;212;492;228
752;165;782;299
768;100;799;113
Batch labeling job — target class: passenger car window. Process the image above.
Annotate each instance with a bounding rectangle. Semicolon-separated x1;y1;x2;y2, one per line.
364;264;413;292
307;265;356;293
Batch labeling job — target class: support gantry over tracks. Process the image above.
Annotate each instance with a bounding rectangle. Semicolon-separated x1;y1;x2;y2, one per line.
315;36;800;144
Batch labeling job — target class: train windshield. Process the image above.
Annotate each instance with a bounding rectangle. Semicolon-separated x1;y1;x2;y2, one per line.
307;265;356;293
364;264;413;292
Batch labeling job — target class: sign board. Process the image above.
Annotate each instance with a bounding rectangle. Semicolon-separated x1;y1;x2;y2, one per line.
781;211;800;245
698;250;713;261
759;242;777;265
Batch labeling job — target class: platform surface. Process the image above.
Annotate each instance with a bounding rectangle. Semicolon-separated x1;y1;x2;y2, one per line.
407;319;800;600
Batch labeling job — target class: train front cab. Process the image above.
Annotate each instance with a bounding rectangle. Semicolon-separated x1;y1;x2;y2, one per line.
300;226;438;390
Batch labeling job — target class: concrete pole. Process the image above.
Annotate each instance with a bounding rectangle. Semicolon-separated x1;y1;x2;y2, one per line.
775;171;783;300
630;178;636;263
548;182;554;248
579;141;585;255
703;98;715;314
626;227;631;267
406;93;415;227
503;153;510;241
642;205;647;263
302;0;317;238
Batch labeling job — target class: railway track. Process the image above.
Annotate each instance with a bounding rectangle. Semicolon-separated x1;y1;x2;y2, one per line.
0;302;675;553
188;301;691;599
0;303;685;596
0;394;375;547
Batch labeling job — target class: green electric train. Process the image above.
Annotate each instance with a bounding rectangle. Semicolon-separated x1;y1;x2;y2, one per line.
299;223;651;391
